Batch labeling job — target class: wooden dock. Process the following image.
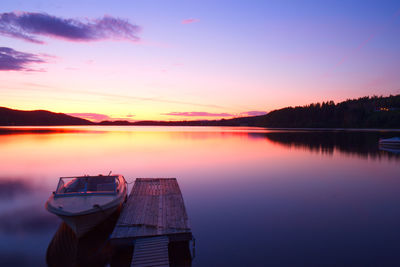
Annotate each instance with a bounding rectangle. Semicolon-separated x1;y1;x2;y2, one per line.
111;178;193;266
131;236;169;267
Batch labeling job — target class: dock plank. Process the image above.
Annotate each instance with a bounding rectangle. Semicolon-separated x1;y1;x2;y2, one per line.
111;178;192;242
131;236;169;267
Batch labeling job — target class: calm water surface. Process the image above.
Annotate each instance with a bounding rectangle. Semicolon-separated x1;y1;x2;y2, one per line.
0;126;399;266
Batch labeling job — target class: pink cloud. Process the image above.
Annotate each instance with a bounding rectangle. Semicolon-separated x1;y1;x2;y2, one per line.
0;12;140;44
240;111;267;116
68;113;136;122
163;111;233;117
0;47;47;71
67;113;112;122
181;18;200;25
108;117;136;122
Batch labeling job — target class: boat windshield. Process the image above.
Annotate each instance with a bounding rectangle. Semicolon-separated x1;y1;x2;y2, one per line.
55;176;117;196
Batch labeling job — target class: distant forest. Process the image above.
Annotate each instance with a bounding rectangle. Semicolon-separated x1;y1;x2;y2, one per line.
1;94;400;128
125;94;400;128
250;94;400;128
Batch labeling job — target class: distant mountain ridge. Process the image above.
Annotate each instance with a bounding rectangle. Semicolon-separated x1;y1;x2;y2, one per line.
0;107;93;126
1;94;400;128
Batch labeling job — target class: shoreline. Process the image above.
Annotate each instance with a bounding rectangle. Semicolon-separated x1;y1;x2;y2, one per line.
1;125;400;132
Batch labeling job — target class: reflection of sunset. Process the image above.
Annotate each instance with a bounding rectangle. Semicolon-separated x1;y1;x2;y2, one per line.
1;127;400;266
1;0;400;264
1;127;282;181
1;127;398;188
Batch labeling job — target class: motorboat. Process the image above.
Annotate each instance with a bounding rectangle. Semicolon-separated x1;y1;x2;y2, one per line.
379;146;400;154
46;174;127;237
379;137;400;148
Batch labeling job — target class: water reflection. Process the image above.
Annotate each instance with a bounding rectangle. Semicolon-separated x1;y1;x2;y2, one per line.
0;127;101;135
47;210;119;267
46;209;193;267
250;130;400;159
0;179;59;266
0;206;57;234
379;146;400;154
0;178;34;199
0;126;400;266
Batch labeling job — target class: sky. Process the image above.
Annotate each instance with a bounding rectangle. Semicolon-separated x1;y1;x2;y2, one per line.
1;0;400;122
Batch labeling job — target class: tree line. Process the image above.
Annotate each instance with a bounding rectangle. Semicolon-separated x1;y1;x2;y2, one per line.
255;95;400;128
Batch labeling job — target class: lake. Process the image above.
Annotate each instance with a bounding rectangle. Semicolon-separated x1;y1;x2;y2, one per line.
0;126;399;266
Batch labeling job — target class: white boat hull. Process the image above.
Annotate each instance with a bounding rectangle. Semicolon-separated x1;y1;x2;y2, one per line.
46;174;127;238
379;138;400;148
57;202;122;237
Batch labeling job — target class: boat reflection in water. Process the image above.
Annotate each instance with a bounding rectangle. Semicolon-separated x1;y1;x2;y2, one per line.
379;137;400;154
46;209;120;267
46;207;193;267
379;146;400;154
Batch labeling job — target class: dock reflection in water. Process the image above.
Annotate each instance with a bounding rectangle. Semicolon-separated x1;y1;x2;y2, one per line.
46;203;193;267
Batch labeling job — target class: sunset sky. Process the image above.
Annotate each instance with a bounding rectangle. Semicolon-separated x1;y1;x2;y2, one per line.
1;0;400;121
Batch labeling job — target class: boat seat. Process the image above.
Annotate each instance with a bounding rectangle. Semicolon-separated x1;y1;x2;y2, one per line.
96;183;115;192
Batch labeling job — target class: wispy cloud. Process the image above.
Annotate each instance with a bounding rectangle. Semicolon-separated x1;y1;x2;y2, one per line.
0;47;47;71
325;8;400;77
0;12;140;44
16;82;232;110
182;18;200;24
163;111;233;117
240;111;267;116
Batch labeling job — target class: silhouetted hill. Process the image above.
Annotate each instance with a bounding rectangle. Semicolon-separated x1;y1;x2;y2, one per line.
0;107;93;126
98;120;132;125
1;94;399;128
